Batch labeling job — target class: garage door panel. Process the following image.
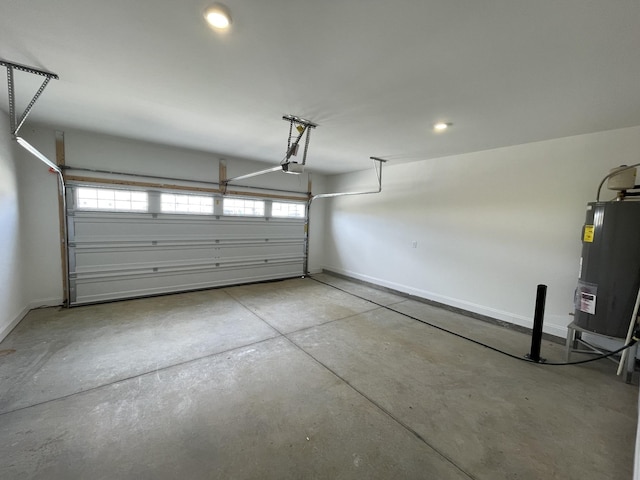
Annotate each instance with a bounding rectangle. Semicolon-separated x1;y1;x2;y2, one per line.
71;213;303;240
73;254;304;274
67;186;307;305
73;243;303;269
72;262;304;305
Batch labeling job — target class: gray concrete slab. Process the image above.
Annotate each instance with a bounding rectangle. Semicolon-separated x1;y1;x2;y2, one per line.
224;278;377;333
392;299;562;359
0;337;470;480
391;299;618;376
289;307;638;480
0;289;278;414
0;274;636;479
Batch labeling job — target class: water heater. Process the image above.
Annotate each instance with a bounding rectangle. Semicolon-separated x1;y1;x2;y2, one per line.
574;201;640;337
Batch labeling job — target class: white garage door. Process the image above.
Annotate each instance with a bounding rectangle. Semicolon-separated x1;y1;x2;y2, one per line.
66;184;307;305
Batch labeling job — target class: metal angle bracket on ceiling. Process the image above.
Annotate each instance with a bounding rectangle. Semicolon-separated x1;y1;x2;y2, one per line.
0;59;60;172
1;59;59;136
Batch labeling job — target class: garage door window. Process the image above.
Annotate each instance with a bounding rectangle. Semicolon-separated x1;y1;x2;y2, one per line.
161;193;214;214
76;187;148;212
223;198;265;216
272;202;306;218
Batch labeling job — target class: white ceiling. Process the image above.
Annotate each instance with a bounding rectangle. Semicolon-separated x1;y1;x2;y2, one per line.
1;1;639;174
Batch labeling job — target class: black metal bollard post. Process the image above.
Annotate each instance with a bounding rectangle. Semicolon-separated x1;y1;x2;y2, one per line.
526;284;547;363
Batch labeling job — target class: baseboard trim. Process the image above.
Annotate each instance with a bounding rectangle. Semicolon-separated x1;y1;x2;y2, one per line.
321;267;566;344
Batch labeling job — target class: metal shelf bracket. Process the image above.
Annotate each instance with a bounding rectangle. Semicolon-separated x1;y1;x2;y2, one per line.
0;59;59;136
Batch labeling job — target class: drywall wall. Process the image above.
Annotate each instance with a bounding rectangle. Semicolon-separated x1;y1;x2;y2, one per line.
13;125;327;310
0;114;26;341
63;128;317;194
307;173;326;274
15;126;64;307
0;119;64;341
323;125;640;338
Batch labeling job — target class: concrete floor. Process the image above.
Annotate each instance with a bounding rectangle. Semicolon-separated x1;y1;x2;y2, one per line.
0;273;636;479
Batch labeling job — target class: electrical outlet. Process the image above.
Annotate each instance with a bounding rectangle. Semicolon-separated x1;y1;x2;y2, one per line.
412;241;418;248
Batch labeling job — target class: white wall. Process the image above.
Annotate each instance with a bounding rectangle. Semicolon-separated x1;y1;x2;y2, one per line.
63;128;318;194
307;173;326;274
0;113;26;341
0;119;64;342
15;126;64;306
323;125;640;337
11;125;327;311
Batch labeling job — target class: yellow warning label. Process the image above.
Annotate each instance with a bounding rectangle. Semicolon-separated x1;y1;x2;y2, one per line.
583;225;595;243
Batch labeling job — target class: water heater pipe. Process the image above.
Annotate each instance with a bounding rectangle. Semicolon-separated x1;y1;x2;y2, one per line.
616;281;640;375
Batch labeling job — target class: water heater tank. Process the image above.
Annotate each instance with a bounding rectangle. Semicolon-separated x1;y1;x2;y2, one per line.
574;201;640;337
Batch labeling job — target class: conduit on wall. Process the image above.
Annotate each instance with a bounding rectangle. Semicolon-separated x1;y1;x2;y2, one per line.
311;157;386;201
303;157;387;275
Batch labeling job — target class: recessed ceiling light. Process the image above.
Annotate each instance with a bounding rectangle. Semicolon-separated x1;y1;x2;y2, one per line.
204;3;232;29
434;122;452;132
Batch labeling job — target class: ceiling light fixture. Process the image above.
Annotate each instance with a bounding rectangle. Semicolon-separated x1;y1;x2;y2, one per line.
434;122;452;132
204;3;232;29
